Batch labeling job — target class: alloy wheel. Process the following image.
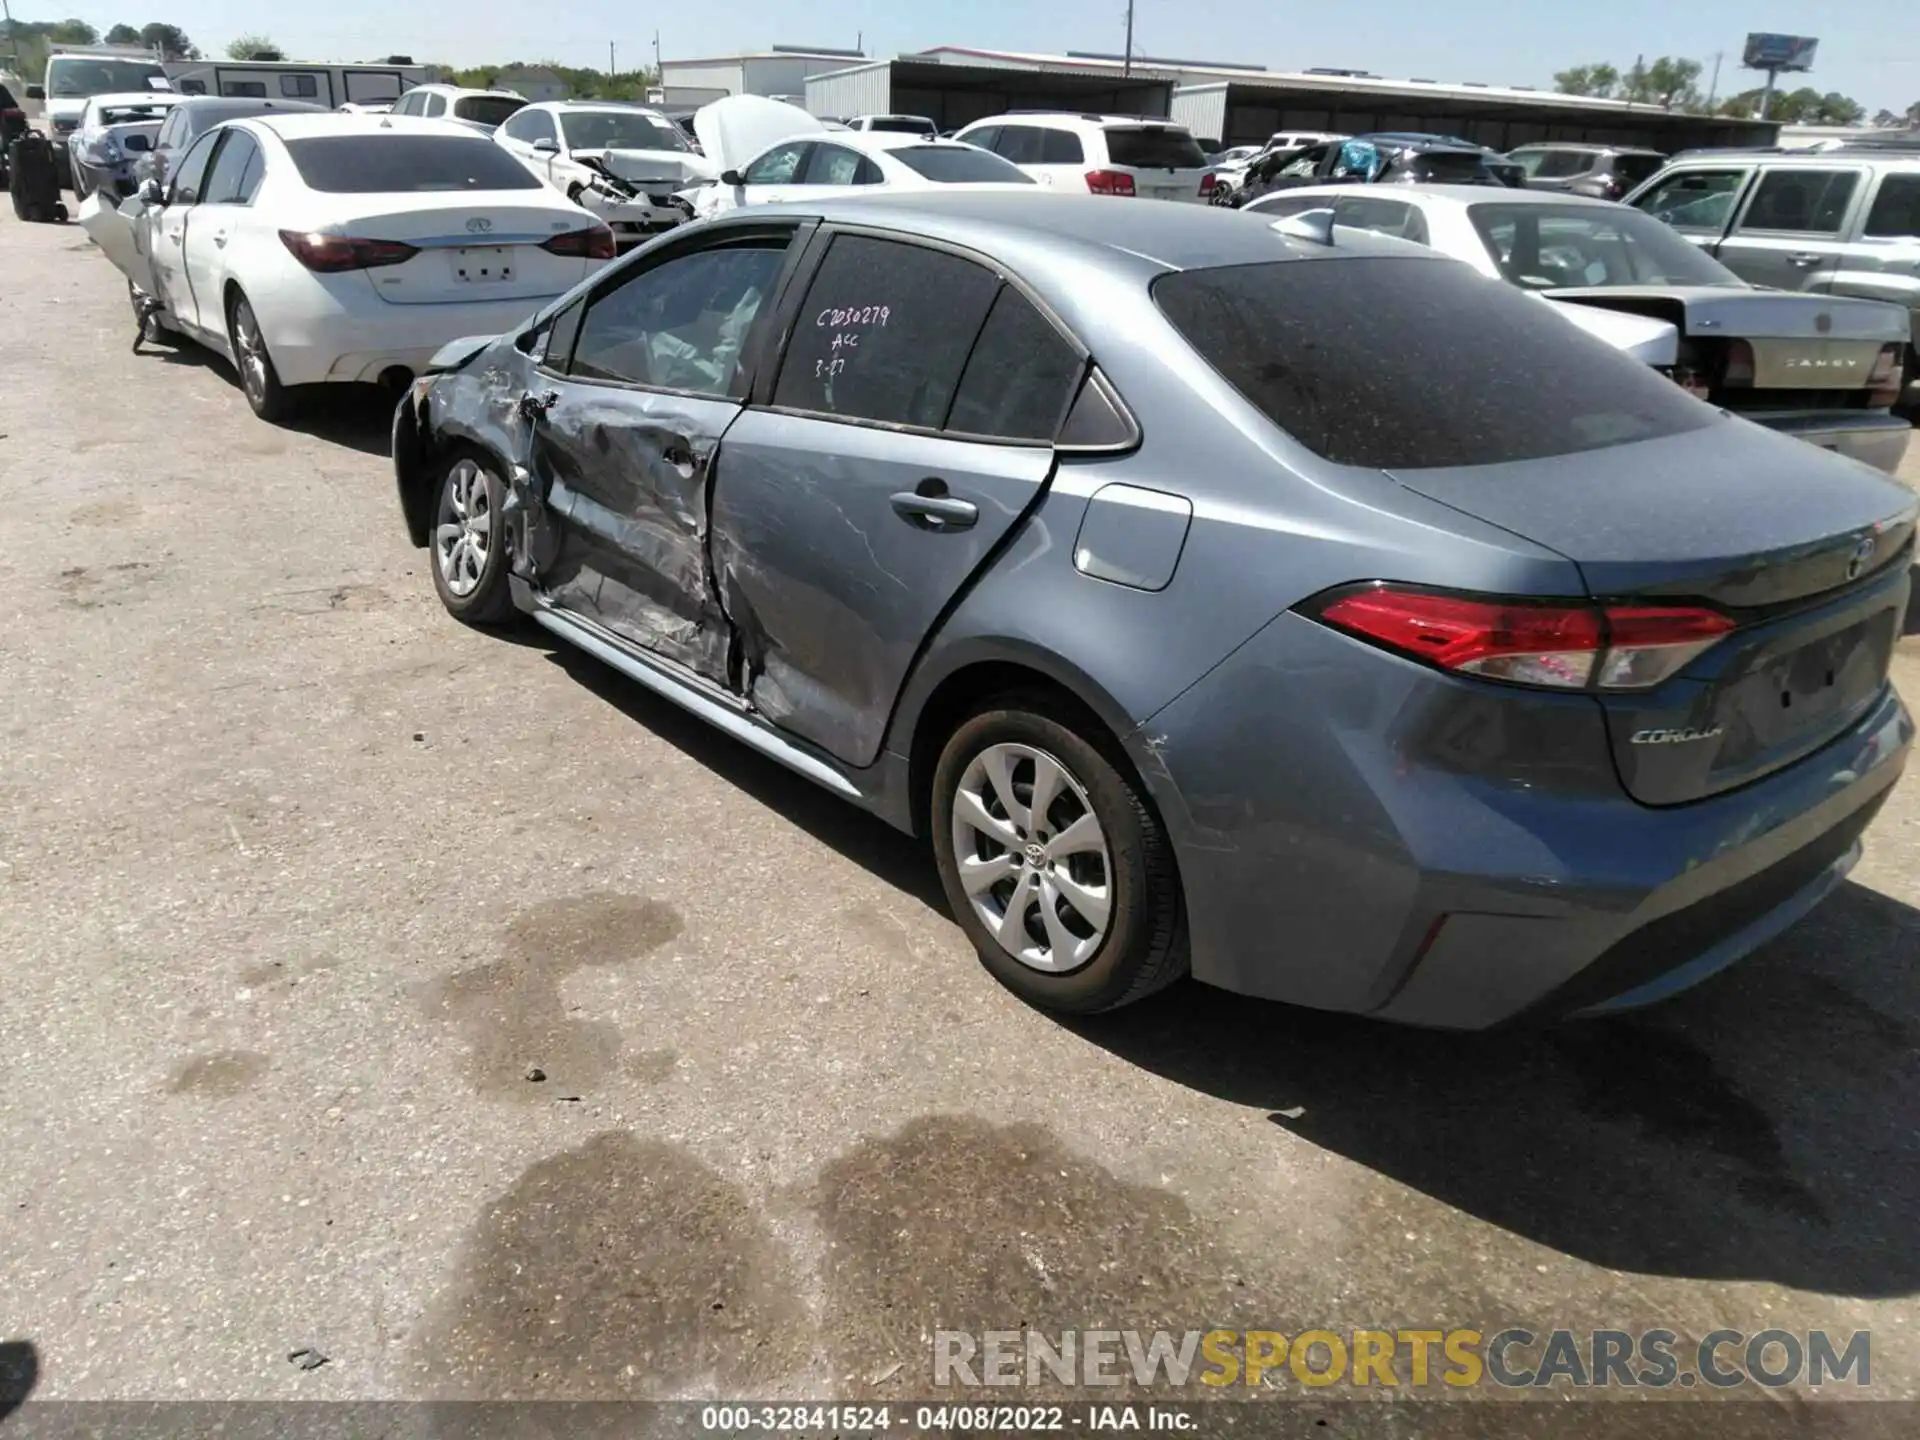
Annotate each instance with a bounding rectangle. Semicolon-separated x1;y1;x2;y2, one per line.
233;299;269;406
435;459;493;598
949;742;1112;973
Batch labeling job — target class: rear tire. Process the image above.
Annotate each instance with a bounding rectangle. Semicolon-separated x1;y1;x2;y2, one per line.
931;696;1186;1013
227;290;294;423
428;448;517;626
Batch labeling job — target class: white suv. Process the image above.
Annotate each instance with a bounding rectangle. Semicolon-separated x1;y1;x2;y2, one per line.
952;112;1211;201
388;84;526;133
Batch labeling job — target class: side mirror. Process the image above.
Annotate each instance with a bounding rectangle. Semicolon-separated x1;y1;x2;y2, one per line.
25;84;45;101
720;168;744;187
532;138;559;154
139;178;165;206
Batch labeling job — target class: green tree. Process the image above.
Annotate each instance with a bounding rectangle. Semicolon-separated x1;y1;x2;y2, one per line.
1553;62;1618;98
46;19;99;45
139;22;197;59
226;34;282;61
1620;56;1701;109
105;24;143;44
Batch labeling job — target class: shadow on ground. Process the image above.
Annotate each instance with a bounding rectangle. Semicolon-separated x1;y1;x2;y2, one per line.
504;623;1920;1297
150;342;394;457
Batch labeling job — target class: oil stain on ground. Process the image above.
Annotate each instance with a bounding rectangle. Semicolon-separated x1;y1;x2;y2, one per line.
418;1132;809;1398
803;1115;1274;1399
167;1049;269;1098
420;893;683;1098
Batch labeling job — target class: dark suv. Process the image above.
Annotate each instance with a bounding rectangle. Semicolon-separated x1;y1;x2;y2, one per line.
1237;133;1516;206
1508;143;1666;201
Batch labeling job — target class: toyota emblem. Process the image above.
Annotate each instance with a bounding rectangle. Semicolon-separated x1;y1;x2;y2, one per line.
1845;535;1876;580
466;217;493;234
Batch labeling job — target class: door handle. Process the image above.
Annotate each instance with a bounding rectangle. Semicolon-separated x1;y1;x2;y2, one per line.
890;481;978;531
212;231;228;248
1787;252;1822;268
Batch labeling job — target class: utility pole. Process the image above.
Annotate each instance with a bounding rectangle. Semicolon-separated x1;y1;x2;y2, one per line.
609;40;616;76
1123;0;1135;77
1706;51;1723;111
653;30;662;78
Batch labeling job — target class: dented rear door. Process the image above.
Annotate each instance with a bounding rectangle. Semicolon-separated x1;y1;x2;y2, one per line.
517;227;803;684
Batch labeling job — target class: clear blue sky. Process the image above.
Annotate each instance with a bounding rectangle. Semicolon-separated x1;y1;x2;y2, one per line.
27;1;1920;110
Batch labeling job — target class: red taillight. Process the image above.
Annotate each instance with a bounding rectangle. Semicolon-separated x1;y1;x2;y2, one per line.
1310;585;1735;691
1867;343;1905;408
279;230;418;273
1198;173;1218;195
542;225;616;260
1;108;24;120
1720;338;1755;389
1085;168;1136;197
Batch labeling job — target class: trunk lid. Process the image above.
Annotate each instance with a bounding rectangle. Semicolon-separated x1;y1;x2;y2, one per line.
317;195;597;305
1388;419;1916;804
1547;286;1908;392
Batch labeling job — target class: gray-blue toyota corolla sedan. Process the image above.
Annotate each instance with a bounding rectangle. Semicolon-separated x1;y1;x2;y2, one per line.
392;192;1916;1029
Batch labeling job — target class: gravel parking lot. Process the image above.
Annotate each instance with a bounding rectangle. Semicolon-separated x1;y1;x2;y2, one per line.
2;209;1919;1425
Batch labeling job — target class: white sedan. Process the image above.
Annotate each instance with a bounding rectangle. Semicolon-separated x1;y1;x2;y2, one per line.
81;113;614;421
495;100;715;245
687;95;1035;220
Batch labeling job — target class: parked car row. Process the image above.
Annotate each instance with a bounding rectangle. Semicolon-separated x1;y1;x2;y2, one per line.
48;101;1920;1031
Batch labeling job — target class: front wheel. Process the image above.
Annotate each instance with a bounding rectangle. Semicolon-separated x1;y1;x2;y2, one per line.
931;699;1186;1013
227;290;293;422
429;449;516;625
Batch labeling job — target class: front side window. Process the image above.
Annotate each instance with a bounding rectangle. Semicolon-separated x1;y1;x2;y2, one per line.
166;130;221;205
1632;168;1749;232
202;130;260;205
959;125;1000;153
1153;257;1714;469
570;241;789;394
772;234;1000;428
1470;203;1742;289
502;108;558;145
1864;174;1920;239
1736;168;1861;235
743;141;809;184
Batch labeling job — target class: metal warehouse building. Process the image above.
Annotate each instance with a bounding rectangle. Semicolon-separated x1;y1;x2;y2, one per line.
803;45;1776;152
804;48;1178;128
659;45;869;108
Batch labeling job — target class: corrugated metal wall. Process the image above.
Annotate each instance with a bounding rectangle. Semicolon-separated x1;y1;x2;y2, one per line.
659;61;747;97
1171;87;1227;143
805;64;893;118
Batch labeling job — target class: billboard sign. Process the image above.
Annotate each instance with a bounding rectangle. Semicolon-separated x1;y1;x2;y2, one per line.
1742;34;1819;71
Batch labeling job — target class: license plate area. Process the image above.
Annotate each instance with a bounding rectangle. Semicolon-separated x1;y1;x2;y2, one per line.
452;246;514;283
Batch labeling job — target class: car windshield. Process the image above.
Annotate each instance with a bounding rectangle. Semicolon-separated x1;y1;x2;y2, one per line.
559;109;691;152
452;95;527;127
1470;202;1745;289
889;145;1034;183
1104;126;1207;169
1153;257;1713;469
49;58;168;98
1406;152;1492;183
283;135;544;192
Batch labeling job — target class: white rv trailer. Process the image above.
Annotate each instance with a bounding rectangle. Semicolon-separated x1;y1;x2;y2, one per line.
160;57;437;110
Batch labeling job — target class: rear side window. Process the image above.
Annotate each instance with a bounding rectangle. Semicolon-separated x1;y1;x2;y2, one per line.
1103;127;1206;169
1153;257;1714;470
571;243;788;393
889;146;1033;184
1040;129;1084;165
773;235;999;428
946;288;1084;440
1609;153;1663;186
282;135;542;192
1862;174;1920;239
1737;168;1859;234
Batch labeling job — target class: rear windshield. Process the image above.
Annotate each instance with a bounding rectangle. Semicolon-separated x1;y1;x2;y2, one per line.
1512;148;1595;179
1405;151;1490;183
1610;152;1665;185
866;117;935;135
1469;202;1742;289
559;109;690;152
1153;257;1714;470
1103;126;1207;169
283;135;543;192
95;102;172;125
453;95;527;127
889;145;1034;184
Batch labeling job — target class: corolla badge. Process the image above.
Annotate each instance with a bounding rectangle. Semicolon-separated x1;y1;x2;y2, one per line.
1630;725;1725;746
1845;535;1876;580
466;217;493;233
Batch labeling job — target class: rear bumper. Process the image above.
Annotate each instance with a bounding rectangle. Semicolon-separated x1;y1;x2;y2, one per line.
1130;610;1914;1030
1742;407;1912;476
263;294;556;388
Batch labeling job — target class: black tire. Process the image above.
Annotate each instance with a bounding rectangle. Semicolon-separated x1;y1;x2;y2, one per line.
226;290;294;423
931;696;1187;1013
427;447;517;625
